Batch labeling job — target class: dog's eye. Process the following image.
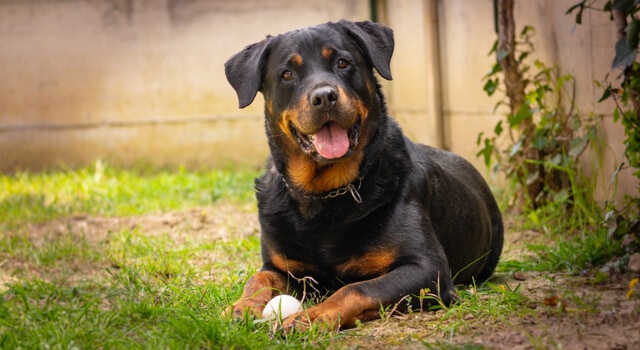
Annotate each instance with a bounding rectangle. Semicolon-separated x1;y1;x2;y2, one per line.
282;70;293;81
337;59;350;69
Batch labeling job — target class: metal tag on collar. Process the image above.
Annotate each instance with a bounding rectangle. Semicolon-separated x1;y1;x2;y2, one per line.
347;183;363;204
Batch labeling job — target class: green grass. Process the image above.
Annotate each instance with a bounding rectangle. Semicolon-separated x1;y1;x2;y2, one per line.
0;161;256;229
0;163;629;349
0;164;335;349
2;222;267;348
527;229;624;275
0;223;337;349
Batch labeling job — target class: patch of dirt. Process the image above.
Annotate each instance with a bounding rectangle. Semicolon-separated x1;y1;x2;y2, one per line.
370;275;639;350
0;203;259;289
21;202;258;245
332;227;640;350
3;204;639;349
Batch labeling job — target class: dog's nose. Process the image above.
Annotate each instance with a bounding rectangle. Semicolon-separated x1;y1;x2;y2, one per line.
310;86;338;109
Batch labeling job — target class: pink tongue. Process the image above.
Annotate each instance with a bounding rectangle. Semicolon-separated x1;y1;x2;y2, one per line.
312;122;350;159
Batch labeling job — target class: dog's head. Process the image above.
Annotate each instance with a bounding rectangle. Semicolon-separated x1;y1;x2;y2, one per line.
225;20;394;194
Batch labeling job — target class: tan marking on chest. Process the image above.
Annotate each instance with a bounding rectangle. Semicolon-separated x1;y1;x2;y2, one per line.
271;252;320;276
335;249;398;277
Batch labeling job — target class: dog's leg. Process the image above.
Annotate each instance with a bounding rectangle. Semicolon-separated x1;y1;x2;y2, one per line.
280;283;380;333
280;266;454;333
224;270;288;318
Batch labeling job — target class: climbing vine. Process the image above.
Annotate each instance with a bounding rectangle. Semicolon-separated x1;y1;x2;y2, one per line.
478;23;599;217
566;0;640;272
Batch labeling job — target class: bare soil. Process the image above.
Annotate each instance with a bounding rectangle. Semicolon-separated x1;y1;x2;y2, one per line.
6;204;640;349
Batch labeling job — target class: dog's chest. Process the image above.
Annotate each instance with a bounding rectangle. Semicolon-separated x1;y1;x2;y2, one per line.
273;229;396;286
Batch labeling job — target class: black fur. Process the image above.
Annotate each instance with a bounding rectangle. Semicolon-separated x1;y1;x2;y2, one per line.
224;20;503;330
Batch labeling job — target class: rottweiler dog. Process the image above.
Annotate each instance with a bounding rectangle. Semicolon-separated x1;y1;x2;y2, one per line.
224;20;503;332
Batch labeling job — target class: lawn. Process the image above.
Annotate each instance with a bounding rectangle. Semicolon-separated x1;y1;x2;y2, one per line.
1;163;638;349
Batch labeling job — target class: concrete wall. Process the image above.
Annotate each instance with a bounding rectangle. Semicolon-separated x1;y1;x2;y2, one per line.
0;0;370;170
382;0;443;147
0;0;636;199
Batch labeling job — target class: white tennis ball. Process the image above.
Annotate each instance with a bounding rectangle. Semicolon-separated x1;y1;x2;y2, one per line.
261;295;303;320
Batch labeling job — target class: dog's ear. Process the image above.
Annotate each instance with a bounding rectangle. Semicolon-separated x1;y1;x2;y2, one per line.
224;39;271;108
337;20;394;80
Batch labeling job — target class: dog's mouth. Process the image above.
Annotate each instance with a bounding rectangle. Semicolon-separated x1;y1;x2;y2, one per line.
290;118;361;161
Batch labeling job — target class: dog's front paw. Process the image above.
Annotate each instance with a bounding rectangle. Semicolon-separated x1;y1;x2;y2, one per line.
280;311;313;334
280;306;341;335
223;298;265;319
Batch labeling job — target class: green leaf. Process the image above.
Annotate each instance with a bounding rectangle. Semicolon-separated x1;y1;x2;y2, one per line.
517;51;529;63
528;210;540;225
494;120;504;136
566;1;587;24
484;62;503;78
612;0;636;13
576;8;584;24
488;40;498;55
566;1;585;15
509;104;532;127
476;138;494;167
483;78;499;96
533;134;548;150
621;86;630;103
612;38;637;69
598;86;612;102
570;136;589;157
520;25;535;36
492;100;505;113
626;19;640;50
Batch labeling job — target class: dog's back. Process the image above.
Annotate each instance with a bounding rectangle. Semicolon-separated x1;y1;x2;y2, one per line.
409;142;503;284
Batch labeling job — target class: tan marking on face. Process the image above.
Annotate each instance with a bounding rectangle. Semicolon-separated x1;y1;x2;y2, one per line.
335;249;397;277
351;93;370;124
291;54;303;66
322;47;333;59
287;151;363;194
275;86;373;194
334;86;370;127
265;99;274;115
365;80;376;100
277;109;295;141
